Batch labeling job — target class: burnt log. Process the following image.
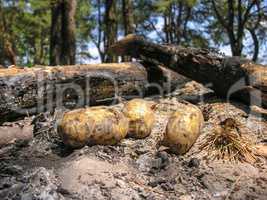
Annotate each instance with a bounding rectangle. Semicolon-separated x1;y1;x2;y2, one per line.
142;61;188;95
0;62;182;123
111;35;267;108
0;63;148;123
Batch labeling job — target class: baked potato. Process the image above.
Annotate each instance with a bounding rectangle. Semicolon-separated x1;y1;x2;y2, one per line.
123;99;155;139
57;106;129;148
162;104;204;154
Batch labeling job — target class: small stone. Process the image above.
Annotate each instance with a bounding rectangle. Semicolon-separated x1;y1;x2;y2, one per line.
116;180;126;188
21;193;33;200
157;151;169;163
179;194;193;200
150;151;170;171
161;182;174;191
148;178;167;187
151;158;163;170
188;158;200;168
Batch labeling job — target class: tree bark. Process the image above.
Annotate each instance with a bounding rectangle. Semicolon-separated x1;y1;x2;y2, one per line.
0;3;16;66
49;0;76;66
104;0;118;63
50;0;62;66
61;0;76;65
0;62;182;123
122;0;134;62
248;28;259;62
4;40;16;65
111;35;267;108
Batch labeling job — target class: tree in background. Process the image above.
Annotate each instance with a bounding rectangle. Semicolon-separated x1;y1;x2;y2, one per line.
206;0;267;61
0;1;15;65
50;0;62;65
89;0;106;62
61;0;76;65
89;0;135;63
0;0;266;66
157;0;196;45
75;0;94;63
133;0;209;48
104;0;118;63
122;0;134;36
122;0;134;61
0;0;51;66
0;0;93;67
50;0;77;65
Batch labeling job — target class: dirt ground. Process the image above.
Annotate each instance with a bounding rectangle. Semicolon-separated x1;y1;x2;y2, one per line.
0;81;266;200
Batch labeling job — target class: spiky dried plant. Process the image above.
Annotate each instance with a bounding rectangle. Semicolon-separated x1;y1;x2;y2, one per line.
200;118;257;163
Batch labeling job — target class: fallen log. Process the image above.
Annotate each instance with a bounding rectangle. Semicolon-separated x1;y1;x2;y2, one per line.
0;62;147;123
0;62;182;123
141;61;188;94
111;35;267;108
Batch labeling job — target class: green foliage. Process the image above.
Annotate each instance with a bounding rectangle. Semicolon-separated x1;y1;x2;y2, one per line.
0;0;94;66
156;0;197;13
0;0;51;65
76;0;93;42
0;0;266;65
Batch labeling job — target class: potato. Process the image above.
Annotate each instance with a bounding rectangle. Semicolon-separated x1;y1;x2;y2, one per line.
123;99;155;139
162;104;204;155
57;106;129;148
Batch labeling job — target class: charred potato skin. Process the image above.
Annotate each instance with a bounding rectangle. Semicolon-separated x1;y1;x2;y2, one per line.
123;99;155;139
163;105;204;155
57;107;129;148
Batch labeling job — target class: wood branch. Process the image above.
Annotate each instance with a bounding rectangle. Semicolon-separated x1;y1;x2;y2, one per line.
110;35;267;108
248;28;259;62
227;0;234;32
242;1;257;27
0;62;182;123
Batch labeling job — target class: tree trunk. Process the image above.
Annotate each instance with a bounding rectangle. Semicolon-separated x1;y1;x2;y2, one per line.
61;0;76;65
0;62;183;123
104;0;118;63
0;63;146;123
0;2;16;66
111;35;267;108
50;0;76;66
50;0;62;66
122;0;134;62
4;40;16;65
248;28;259;62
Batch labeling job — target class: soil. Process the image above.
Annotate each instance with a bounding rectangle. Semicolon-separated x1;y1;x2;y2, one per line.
0;81;266;200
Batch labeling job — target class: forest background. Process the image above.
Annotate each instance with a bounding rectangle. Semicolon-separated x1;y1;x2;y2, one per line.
0;0;266;67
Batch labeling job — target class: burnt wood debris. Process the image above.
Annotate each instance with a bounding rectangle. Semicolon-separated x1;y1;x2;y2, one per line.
0;62;182;123
110;34;267;108
1;34;267;123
